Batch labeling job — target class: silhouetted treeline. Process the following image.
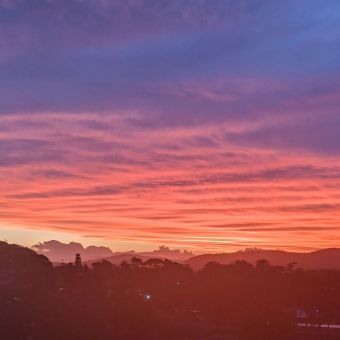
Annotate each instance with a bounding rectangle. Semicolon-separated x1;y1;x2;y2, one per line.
1;242;340;339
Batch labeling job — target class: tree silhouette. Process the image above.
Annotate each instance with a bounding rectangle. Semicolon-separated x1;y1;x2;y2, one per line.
144;258;165;269
131;256;143;267
1;241;340;339
256;258;270;269
75;253;82;268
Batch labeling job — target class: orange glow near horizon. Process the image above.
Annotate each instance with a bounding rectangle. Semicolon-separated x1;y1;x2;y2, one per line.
1;113;340;253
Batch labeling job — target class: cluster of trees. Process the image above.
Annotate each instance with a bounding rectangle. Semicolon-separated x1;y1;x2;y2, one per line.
0;241;340;339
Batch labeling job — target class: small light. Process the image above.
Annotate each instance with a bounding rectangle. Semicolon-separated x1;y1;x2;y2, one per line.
144;294;151;300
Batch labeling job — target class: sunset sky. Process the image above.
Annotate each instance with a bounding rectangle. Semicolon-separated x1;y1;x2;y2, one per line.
1;0;340;253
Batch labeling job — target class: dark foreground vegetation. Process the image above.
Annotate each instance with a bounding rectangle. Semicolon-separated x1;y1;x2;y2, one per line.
1;242;340;339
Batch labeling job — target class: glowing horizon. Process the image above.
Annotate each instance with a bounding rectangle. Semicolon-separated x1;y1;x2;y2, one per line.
1;0;340;253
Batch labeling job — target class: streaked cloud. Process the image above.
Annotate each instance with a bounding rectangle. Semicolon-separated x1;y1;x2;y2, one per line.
1;0;340;252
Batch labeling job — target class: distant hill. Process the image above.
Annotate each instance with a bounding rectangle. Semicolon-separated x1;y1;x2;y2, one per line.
87;248;340;270
186;248;340;270
41;240;340;270
85;252;153;266
85;249;192;266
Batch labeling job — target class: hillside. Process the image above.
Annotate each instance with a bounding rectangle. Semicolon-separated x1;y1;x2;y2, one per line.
186;248;340;270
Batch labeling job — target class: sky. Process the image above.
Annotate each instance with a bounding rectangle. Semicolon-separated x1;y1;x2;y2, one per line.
1;0;340;253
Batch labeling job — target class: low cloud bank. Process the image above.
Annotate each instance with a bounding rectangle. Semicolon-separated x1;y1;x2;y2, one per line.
33;241;193;263
33;240;113;262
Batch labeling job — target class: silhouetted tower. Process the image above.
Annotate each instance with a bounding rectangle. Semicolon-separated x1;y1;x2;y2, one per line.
75;253;82;268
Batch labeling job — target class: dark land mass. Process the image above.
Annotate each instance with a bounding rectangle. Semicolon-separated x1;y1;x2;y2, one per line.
2;241;340;339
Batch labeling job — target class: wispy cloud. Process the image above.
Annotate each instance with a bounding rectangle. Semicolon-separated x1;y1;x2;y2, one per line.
1;0;340;252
